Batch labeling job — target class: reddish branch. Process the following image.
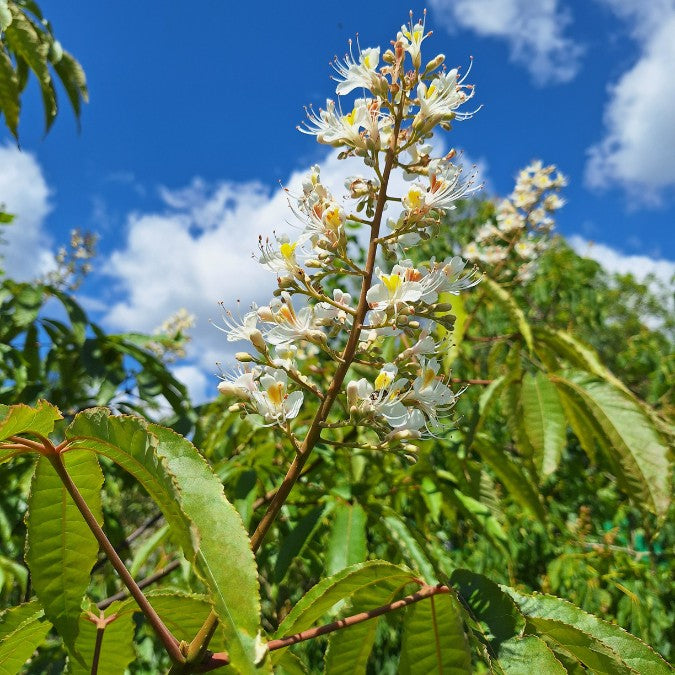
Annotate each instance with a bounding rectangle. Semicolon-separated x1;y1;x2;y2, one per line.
195;584;451;671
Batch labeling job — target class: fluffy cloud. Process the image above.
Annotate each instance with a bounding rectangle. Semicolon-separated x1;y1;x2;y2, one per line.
0;144;54;279
429;0;583;85
585;4;675;202
568;234;675;286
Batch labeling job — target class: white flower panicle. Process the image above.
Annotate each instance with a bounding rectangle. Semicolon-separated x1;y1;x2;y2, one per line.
464;161;567;281
217;17;484;446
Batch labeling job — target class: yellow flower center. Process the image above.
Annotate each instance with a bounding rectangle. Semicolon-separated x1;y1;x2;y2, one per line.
266;382;285;407
375;371;393;390
381;273;402;295
280;241;297;260
422;367;436;389
406;188;423;209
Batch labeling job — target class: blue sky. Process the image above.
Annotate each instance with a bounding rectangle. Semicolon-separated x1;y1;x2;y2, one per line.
1;0;674;400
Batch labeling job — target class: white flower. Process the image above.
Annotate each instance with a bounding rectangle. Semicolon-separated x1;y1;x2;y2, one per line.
262;293;324;347
420;256;481;302
404;162;477;216
215;305;264;346
514;240;536;258
315;289;353;325
217;367;259;398
259;236;302;278
397;18;427;69
332;44;381;95
347;364;409;427
250;369;304;425
414;67;476;129
366;265;423;312
463;242;481;260
300;99;368;150
404;358;457;430
480;246;508;264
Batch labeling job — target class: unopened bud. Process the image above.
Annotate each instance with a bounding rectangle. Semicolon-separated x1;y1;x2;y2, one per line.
383;49;396;64
432;303;454;313
408;320;420;329
308;329;327;343
278;277;294;288
423;54;445;73
218;382;239;397
249;329;268;353
346;381;359;408
305;259;322;268
235;352;254;362
403;453;418;465
397;315;409;325
404;443;419;453
228;403;244;413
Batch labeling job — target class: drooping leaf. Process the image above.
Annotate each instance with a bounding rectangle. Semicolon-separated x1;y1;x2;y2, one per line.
399;592;472;674
472;435;546;523
66;609;136;675
0;600;51;675
497;636;566;674
484;278;533;352
326;502;367;575
324;568;416;674
450;569;525;650
0;48;20;140
0;1;12;31
552;371;671;516
25;450;103;659
520;372;565;478
52;50;87;123
505;588;671;674
382;513;438;583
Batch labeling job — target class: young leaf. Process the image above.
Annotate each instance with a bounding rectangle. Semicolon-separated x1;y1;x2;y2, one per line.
326;502;367;575
399;592;472;674
324;569;416;674
520;372;565;478
504;588;671;674
450;569;525;650
0;600;51;674
552;371;671;517
25;450;103;659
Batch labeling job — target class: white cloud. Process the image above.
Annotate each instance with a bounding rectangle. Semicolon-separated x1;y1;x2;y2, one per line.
0;144;54;279
429;0;584;85
568;234;675;286
585;4;675;203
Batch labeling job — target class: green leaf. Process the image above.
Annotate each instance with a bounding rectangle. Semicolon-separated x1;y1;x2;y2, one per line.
520;372;565;478
275;504;330;584
450;569;525;650
66;610;136;675
128;522;170;578
276;650;308;675
52;50;87;124
274;561;417;651
66;411;265;673
505;588;671;674
0;600;51;674
326;502;367;575
48;286;87;345
0;48;19;140
324;568;416;674
399;592;472;674
147;423;264;673
484;278;533;352
527;617;634;674
497;636;566;674
439;292;467;370
472;435;546;523
382;513;438;583
552;372;671;516
25;450;103;658
0;400;62;442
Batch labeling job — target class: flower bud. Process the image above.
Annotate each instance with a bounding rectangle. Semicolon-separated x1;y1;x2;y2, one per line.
218;382;239;397
346;380;359;408
408;320;420;329
235;352;255;362
423;54;445;74
250;329;268;353
228;403;244;412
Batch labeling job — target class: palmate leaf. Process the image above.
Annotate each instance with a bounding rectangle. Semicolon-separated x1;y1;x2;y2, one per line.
399;592;472;674
504;588;671;674
520;372;565;479
0;600;51;675
324;569;421;674
0;399;62;442
326;502;367;575
552;371;671;517
273;561;418;665
25;450;103;660
66;410;265;674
